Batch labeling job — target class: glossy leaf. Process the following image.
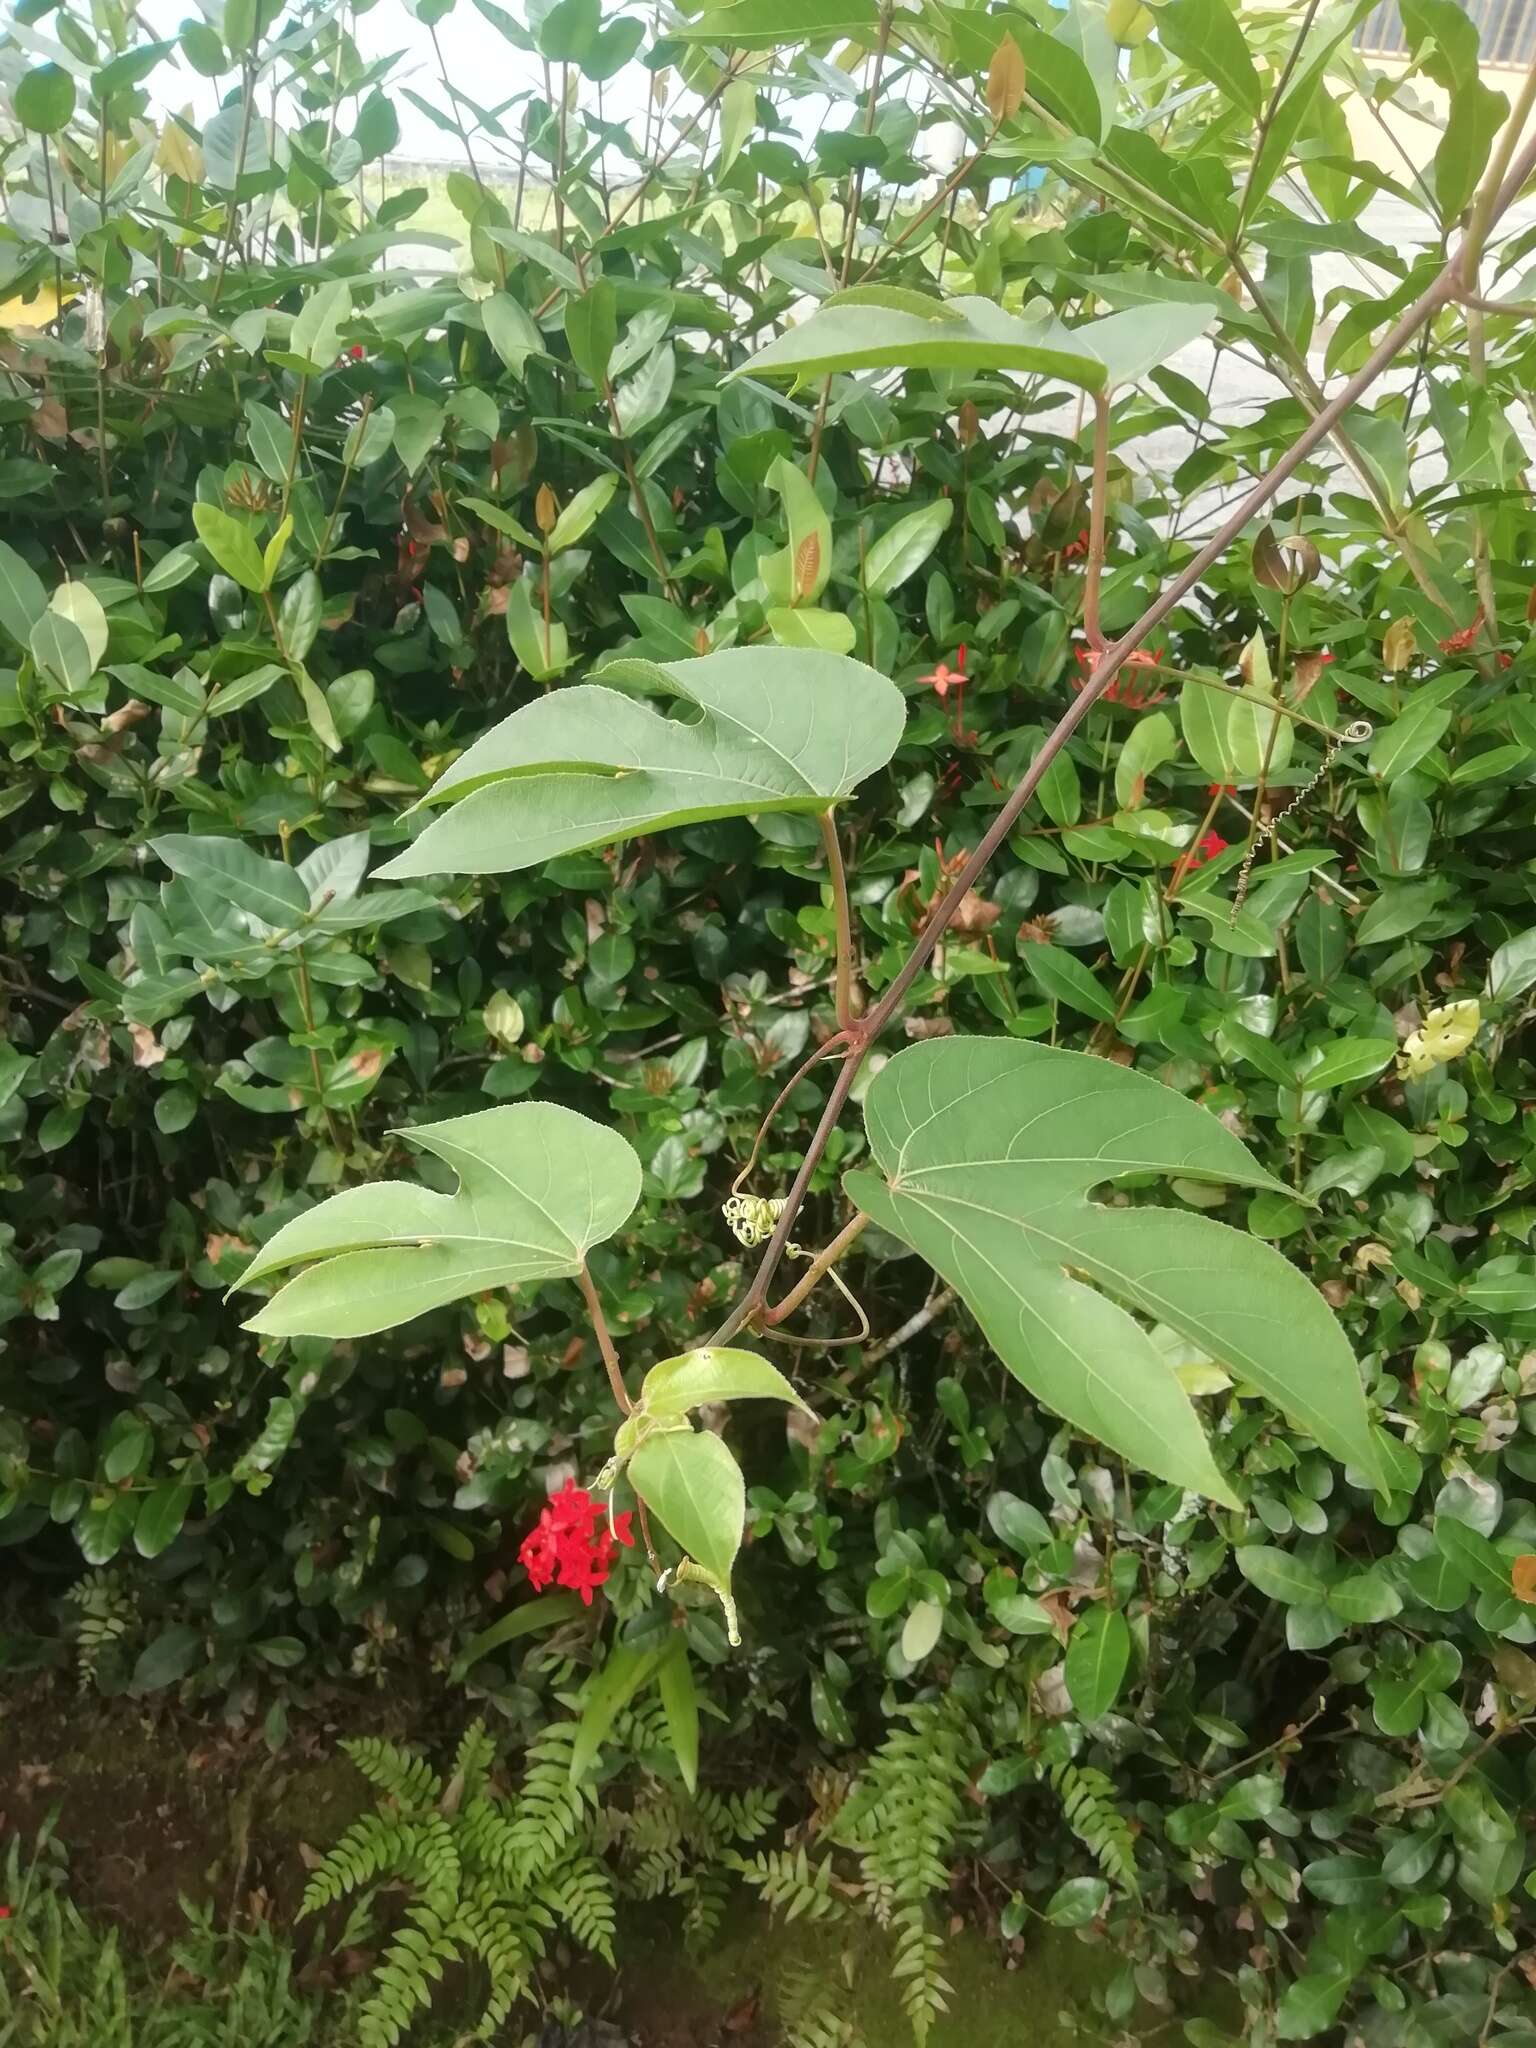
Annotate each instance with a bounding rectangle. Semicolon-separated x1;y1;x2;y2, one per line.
193;503;267;593
656;1637;700;1792
236;1103;642;1336
1064;1604;1131;1720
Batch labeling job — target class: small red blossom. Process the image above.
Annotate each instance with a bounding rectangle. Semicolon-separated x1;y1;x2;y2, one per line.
1072;645;1167;709
1187;830;1228;869
1061;525;1092;562
918;642;968;701
0;1906;10;1920
518;1478;633;1605
1206;783;1237;797
1438;610;1484;655
350;343;366;360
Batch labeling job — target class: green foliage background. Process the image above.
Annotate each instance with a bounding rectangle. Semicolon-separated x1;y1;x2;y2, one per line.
4;0;1536;2040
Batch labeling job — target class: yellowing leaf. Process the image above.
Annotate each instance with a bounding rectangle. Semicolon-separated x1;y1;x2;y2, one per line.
1400;999;1480;1078
157;113;204;183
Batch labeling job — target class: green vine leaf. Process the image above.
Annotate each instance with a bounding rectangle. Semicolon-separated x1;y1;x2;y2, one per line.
629;1428;745;1639
235;1104;642;1336
738;288;1218;394
844;1039;1382;1499
638;1347;812;1420
377;647;905;879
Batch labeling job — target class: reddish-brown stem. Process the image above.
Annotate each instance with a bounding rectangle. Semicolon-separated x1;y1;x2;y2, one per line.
839;4;893;287
1082;390;1110;652
709;155;1536;1340
578;1262;631;1414
732;1033;850;1198
857;123;999;281
819;809;859;1031
532;73;734;318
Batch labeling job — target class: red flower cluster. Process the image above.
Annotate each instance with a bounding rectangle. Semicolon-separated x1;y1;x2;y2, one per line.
518;1478;633;1604
1439;610;1483;655
1187;830;1229;869
1071;646;1167;708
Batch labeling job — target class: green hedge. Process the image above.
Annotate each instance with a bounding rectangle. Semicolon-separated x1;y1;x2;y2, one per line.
5;1;1536;2038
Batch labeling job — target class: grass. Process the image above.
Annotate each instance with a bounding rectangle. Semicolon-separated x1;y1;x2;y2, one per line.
1;1833;343;2048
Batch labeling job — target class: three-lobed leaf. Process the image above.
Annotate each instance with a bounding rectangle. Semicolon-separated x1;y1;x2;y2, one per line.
844;1039;1383;1501
236;1103;642;1336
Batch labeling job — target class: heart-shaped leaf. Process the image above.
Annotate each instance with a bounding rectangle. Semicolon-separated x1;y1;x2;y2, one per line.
236;1103;642;1336
844;1038;1381;1500
377;646;905;878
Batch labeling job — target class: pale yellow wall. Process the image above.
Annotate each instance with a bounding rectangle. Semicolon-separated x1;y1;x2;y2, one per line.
1344;56;1531;176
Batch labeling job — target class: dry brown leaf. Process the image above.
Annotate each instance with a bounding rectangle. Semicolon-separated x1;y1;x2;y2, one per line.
950;890;1001;935
128;1023;167;1068
986;32;1026;122
1513;1555;1536;1604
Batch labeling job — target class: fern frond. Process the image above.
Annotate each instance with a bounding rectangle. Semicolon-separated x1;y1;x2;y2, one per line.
728;1845;841;1922
447;1720;498;1807
300;1814;418;1916
1047;1761;1139;1896
780;1960;869;2048
457;1880;540;2038
681;1866;731;1953
890;1906;952;2047
550;1852;616;1964
412;1813;462;1919
343;1736;441;1815
357;1903;457;2048
507;1721;588;1883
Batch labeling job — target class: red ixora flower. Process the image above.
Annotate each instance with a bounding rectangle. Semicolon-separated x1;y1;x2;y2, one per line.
1072;645;1167;709
1206;783;1237;797
1187;830;1229;869
918;643;968;701
1438;609;1484;655
518;1478;633;1605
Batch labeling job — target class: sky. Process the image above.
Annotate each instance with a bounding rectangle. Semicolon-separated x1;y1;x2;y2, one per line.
135;0;657;167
